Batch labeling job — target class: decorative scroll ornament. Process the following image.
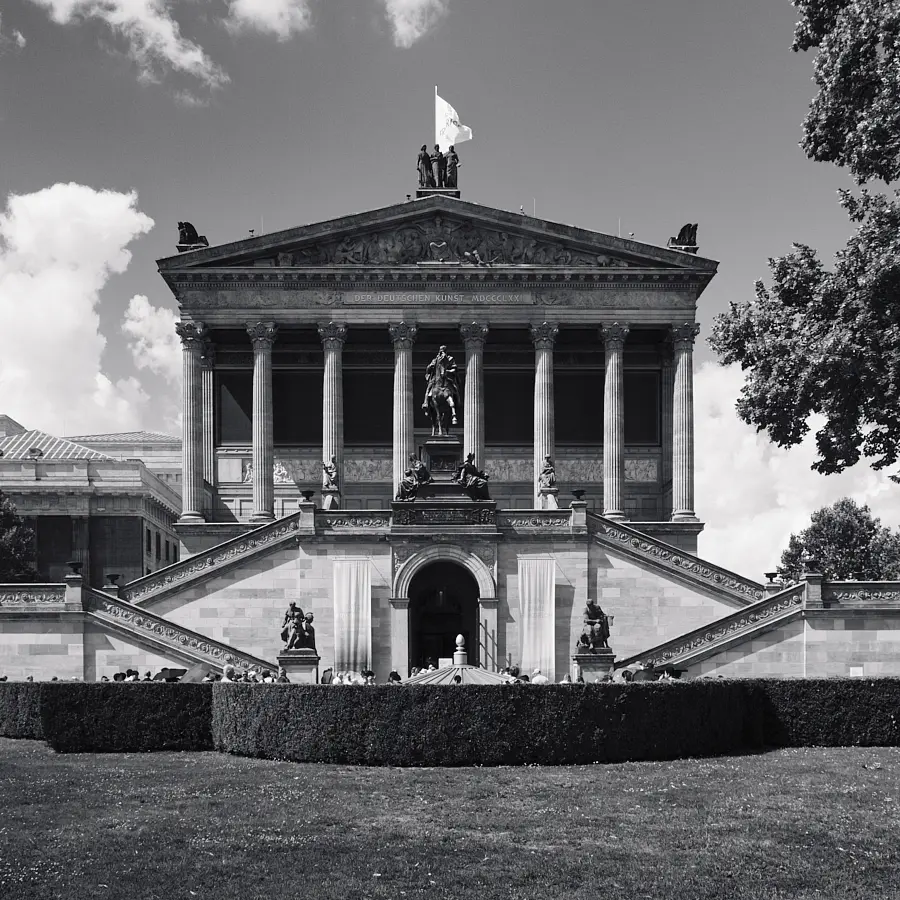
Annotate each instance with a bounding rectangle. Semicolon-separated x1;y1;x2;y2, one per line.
530;322;559;349
270;218;637;268
393;506;496;526
601;322;630;350
460;322;489;349
671;322;701;350
318;321;348;348
388;322;418;348
246;321;278;350
175;320;208;348
0;586;66;606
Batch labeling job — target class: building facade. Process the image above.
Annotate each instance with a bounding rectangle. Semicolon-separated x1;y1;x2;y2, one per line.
3;194;900;681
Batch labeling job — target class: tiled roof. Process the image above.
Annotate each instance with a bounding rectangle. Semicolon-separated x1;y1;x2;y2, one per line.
64;430;180;444
0;430;114;461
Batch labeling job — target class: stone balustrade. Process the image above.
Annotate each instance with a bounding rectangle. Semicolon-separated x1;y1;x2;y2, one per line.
0;584;68;608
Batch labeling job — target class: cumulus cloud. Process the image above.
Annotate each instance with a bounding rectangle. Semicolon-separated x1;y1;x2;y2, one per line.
122;294;181;383
381;0;448;47
0;12;27;51
27;0;228;89
695;362;900;581
225;0;313;40
0;183;155;435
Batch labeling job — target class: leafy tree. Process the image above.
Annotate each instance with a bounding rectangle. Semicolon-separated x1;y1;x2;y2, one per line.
709;1;900;477
778;497;900;581
0;491;35;583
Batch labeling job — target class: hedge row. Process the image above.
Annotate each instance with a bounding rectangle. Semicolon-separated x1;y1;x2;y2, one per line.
39;683;213;753
3;678;899;763
0;682;43;739
212;681;761;765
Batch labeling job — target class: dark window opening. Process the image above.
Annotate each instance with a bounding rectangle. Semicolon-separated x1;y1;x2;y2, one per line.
624;371;661;445
218;370;253;444
344;369;393;445
485;370;534;444
155;532;161;561
555;369;604;444
273;370;324;445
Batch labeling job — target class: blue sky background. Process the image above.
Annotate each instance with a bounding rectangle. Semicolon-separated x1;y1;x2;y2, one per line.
0;0;887;575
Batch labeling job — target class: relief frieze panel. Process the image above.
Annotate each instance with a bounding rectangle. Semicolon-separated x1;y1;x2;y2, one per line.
483;457;658;483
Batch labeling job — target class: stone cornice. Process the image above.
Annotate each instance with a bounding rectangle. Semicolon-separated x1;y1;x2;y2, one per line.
588;512;764;604
617;584;806;669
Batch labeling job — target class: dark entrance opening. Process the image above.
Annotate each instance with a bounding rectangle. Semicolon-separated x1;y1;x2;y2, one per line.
408;561;479;672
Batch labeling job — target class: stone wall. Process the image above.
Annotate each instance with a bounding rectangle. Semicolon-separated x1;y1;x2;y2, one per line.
0;616;85;680
685;619;806;678
82;624;185;682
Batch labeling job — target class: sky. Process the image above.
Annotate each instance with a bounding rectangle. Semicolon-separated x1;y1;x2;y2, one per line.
0;0;895;580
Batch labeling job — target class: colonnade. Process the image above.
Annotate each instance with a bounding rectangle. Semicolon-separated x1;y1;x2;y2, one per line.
176;320;700;523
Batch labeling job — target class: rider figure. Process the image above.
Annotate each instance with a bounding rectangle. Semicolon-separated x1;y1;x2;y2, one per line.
422;345;461;426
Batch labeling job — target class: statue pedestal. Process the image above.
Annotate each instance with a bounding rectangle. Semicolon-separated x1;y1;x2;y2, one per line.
278;649;320;684
573;649;616;682
420;435;470;500
539;487;559;510
416;187;461;200
321;489;340;510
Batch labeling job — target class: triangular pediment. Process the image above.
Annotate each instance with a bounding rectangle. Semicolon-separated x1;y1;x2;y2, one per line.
158;195;717;273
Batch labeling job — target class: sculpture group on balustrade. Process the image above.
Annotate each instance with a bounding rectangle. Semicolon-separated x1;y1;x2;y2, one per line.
417;144;460;190
281;603;317;651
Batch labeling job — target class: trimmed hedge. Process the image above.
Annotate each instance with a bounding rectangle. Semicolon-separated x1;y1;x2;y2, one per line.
212;682;764;766
750;677;900;747
40;683;213;753
0;682;44;739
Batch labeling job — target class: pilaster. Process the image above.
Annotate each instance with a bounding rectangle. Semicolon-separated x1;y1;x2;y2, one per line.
200;339;216;490
175;320;207;523
601;322;629;521
389;323;418;495
671;322;700;522
660;337;675;519
247;321;278;523
389;597;410;677
460;322;489;469
531;322;558;507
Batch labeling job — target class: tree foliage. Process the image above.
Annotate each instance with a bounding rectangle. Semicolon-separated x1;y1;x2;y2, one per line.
0;491;35;583
778;497;900;581
710;1;900;475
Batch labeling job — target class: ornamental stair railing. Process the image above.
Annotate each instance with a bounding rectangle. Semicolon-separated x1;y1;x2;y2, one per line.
587;512;764;606
616;582;807;670
84;588;276;673
122;511;307;605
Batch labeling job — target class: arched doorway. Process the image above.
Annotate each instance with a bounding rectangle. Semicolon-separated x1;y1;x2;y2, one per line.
408;561;479;671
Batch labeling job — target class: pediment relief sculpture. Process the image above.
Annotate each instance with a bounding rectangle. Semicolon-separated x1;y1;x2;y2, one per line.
266;219;639;268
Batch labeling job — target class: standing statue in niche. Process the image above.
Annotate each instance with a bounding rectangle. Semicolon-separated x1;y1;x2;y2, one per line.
417;145;431;188
422;345;461;436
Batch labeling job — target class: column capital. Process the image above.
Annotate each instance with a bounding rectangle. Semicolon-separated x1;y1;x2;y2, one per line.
246;321;278;350
670;322;701;350
319;321;348;349
175;320;207;348
600;322;630;350
530;322;559;349
388;322;418;349
200;339;216;369
460;322;489;350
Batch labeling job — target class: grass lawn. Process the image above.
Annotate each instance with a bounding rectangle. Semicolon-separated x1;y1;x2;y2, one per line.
1;740;898;900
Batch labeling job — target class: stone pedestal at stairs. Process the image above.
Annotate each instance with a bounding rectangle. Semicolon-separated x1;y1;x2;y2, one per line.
574;649;616;683
278;649;321;684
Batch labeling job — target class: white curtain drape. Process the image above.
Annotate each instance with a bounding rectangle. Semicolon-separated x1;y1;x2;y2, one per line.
333;559;372;674
518;558;556;680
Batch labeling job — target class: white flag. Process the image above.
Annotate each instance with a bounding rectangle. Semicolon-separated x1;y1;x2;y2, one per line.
435;92;472;152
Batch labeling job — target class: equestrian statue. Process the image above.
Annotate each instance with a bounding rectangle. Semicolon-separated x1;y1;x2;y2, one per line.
422;345;461;436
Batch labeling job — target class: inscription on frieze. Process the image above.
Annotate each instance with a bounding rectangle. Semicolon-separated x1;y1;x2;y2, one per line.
344;291;530;305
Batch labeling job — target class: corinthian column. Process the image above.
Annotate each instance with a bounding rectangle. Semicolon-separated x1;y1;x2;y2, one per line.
460;322;489;468
531;322;558;507
319;322;348;509
389;323;418;494
246;321;278;524
601;323;629;521
175;320;207;523
200;339;216;490
671;322;701;521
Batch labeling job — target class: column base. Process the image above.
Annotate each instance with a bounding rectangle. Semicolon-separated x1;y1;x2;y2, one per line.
539;488;559;510
603;511;627;522
671;512;699;523
249;512;275;525
278;649;320;684
178;513;206;525
321;490;341;510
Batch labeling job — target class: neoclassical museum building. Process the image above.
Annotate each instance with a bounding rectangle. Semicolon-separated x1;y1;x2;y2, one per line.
3;191;900;681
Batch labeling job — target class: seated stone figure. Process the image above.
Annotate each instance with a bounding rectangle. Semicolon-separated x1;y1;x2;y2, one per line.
453;453;491;500
396;467;419;501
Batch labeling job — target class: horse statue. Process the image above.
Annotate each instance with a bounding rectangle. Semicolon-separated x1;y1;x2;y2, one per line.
422;345;461;436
